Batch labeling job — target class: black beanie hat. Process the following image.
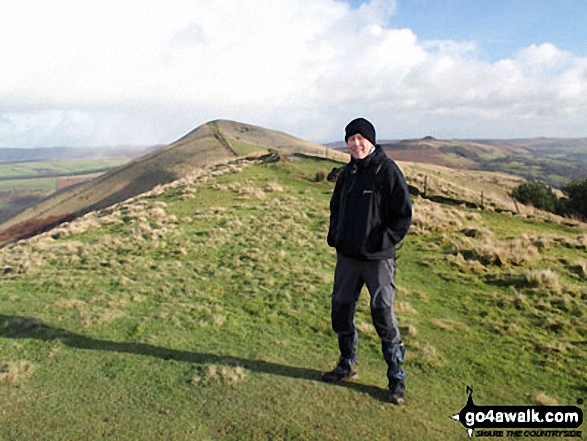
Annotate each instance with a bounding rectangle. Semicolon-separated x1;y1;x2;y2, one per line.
345;118;376;146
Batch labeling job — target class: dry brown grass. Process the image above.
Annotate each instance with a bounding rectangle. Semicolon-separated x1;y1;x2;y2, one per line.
524;269;563;293
411;199;482;236
431;319;470;333
0;361;34;384
400;162;523;211
395;301;417;315
54;298;87;311
263;182;284;192
409;340;446;369
399;324;418;337
190;364;247;387
446;252;487;275
566;259;587;280
0;160;256;279
448;234;545;268
533;393;558;406
355;319;378;338
555;234;587;251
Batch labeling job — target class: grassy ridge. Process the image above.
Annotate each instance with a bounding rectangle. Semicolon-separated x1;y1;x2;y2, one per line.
0;120;348;246
0;157;585;440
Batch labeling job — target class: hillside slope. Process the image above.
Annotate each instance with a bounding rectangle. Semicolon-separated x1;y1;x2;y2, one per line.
360;137;587;188
0;154;584;440
0;120;348;245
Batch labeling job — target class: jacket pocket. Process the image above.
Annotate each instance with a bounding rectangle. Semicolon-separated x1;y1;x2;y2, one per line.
327;227;337;248
380;228;394;249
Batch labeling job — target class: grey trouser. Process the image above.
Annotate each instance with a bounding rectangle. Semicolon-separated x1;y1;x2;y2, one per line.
331;252;403;385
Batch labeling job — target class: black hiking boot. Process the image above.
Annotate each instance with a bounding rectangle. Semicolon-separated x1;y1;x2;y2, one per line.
388;382;405;405
383;343;406;405
321;360;358;382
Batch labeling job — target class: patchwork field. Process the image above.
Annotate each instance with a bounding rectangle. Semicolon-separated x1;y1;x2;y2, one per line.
0;157;132;224
378;137;587;189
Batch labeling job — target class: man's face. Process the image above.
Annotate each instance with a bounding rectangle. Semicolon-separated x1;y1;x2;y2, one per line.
347;133;374;160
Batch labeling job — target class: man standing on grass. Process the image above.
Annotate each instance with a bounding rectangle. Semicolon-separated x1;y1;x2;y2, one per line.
322;117;412;405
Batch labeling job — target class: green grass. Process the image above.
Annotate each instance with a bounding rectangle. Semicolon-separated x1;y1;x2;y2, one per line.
229;140;267;157
0;157;585;440
0;158;131;191
0;158;131;179
0;177;57;191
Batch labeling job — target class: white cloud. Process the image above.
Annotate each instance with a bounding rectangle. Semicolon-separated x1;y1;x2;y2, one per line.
0;0;586;147
514;43;573;72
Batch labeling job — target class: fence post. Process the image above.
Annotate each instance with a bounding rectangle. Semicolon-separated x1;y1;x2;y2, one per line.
424;175;428;197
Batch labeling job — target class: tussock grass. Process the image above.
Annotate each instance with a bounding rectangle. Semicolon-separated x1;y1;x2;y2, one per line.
446;252;487;275
0;361;34;384
54;298;87;311
566;259;587;280
555;233;587;251
314;168;328;182
431;319;470;333
409;341;446;370
399;323;418;337
396;301;417;315
411;199;481;236
400;287;430;304
524;268;563;293
355;318;379;339
446;234;549;268
410;188;586;400
263;181;284;192
190;364;247;387
533;393;558;406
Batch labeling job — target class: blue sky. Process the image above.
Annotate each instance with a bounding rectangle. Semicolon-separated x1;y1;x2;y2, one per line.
389;0;587;61
0;0;586;147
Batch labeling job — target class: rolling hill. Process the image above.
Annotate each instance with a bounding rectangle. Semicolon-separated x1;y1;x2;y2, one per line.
383;137;587;188
0;145;159;163
0;120;348;245
330;136;587;189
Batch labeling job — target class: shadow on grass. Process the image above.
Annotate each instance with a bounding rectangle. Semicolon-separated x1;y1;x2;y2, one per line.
0;314;387;401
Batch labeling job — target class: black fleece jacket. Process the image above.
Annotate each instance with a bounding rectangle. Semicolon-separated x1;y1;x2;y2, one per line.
327;145;412;260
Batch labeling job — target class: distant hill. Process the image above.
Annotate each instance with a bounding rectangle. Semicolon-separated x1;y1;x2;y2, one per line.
0;156;135;225
328;137;587;188
0;146;160;163
0;120;348;245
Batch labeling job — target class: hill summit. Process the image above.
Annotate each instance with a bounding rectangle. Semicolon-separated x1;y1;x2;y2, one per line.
0;120;347;245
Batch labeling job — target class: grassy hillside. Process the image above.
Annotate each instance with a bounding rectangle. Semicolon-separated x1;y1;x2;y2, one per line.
0;120;348;246
0;154;584;440
377;137;587;189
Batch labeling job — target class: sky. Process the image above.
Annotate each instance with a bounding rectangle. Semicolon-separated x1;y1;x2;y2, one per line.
1;0;587;148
